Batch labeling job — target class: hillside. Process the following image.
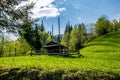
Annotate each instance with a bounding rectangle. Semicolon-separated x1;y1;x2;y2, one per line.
81;31;120;61
80;31;120;72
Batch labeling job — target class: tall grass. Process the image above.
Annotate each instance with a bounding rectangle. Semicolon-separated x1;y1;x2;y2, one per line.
0;54;120;72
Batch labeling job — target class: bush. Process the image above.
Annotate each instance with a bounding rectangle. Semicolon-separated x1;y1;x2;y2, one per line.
95;17;111;36
0;68;120;80
39;70;64;80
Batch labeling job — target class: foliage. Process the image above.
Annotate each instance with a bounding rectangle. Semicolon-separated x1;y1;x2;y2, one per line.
61;32;70;48
21;22;52;52
0;38;30;57
34;26;42;52
111;19;120;31
20;18;34;49
0;0;37;54
62;23;86;50
0;44;4;57
17;38;31;55
69;23;86;50
44;32;52;44
39;30;52;46
0;0;34;33
64;22;73;34
69;27;78;50
61;22;72;48
0;31;12;56
95;17;111;36
0;68;120;80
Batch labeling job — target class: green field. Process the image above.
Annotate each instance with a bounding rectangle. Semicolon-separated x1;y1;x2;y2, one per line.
0;31;120;73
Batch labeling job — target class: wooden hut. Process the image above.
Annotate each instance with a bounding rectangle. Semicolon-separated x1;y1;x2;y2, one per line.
43;41;68;55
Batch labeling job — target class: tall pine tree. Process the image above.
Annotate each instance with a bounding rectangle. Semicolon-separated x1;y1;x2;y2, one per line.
61;22;72;49
34;25;42;52
40;20;45;32
64;22;73;34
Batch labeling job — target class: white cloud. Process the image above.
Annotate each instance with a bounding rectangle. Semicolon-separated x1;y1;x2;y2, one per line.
16;0;66;19
33;7;60;18
59;0;67;5
59;8;66;12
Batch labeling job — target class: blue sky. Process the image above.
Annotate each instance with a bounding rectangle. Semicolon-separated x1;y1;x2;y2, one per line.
17;0;120;34
34;0;120;34
9;0;120;40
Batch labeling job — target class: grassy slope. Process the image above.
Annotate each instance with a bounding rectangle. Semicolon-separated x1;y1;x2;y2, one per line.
81;31;120;71
0;31;120;72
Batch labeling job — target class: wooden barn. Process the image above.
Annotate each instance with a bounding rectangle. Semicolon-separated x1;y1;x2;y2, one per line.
43;41;68;55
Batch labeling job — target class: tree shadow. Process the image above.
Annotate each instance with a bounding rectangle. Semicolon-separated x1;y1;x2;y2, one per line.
63;54;84;58
48;54;84;59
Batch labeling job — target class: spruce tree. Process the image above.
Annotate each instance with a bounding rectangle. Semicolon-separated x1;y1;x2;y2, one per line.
40;20;45;32
61;22;72;49
34;26;42;52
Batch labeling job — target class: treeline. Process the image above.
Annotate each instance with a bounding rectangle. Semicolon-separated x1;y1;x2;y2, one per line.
95;17;120;36
61;22;86;51
0;20;52;57
61;16;120;51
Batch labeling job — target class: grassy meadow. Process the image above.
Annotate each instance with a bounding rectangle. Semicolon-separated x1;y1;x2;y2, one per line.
0;31;120;72
0;31;120;80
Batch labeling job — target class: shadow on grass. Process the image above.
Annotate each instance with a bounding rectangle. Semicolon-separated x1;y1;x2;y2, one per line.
64;54;84;58
48;54;84;59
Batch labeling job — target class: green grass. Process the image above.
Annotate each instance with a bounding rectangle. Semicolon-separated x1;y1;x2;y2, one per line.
0;31;120;72
80;31;120;72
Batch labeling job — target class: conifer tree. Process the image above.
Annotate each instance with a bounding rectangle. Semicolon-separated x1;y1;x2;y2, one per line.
40;20;45;32
61;22;72;48
34;25;42;52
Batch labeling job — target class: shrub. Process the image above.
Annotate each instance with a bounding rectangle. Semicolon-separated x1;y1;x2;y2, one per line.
95;17;111;36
